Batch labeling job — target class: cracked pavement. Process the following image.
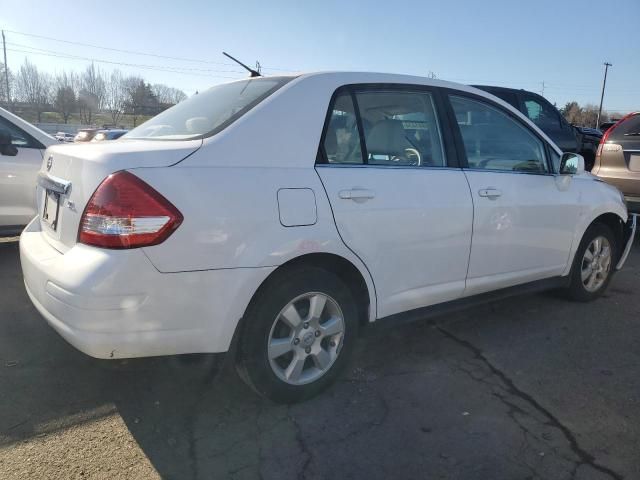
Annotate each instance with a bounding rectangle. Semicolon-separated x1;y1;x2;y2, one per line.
1;239;640;479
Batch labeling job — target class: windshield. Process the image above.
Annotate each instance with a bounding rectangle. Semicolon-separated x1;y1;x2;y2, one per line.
124;76;293;140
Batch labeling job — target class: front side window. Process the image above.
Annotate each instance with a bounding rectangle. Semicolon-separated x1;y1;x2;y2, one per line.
125;76;292;140
0;116;35;148
356;90;445;167
322;92;363;164
450;95;548;173
522;95;561;130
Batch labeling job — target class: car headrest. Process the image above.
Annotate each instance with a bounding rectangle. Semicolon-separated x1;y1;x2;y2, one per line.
366;120;407;156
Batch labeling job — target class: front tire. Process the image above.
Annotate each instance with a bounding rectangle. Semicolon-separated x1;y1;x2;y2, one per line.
236;266;359;403
565;223;617;302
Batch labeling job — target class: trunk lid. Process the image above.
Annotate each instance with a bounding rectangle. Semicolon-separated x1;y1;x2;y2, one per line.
36;138;201;252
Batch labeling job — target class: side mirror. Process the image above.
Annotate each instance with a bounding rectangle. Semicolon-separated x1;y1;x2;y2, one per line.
0;129;18;157
559;152;585;175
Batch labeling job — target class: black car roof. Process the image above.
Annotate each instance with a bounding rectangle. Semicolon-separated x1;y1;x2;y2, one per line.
472;85;530;94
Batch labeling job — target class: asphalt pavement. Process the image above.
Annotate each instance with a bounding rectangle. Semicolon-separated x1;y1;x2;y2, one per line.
1;238;639;480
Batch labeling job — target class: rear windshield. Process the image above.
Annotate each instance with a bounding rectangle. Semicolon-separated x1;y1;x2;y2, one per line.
124;76;293;140
609;114;640;140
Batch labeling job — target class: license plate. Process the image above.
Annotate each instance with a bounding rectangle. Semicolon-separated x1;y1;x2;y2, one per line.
42;189;60;231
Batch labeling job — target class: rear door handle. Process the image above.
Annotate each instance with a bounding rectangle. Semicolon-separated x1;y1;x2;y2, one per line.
478;188;502;199
339;188;376;201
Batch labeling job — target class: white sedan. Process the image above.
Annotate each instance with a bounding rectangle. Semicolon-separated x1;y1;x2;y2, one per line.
20;72;636;402
0;107;57;235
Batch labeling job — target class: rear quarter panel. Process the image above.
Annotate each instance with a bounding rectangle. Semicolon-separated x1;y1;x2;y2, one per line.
134;164;377;318
135;165;363;269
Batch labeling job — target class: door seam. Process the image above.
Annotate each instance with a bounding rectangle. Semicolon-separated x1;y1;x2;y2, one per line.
313;166;379;320
462;170;475;297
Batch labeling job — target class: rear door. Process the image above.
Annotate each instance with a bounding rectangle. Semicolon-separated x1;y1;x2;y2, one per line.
445;92;582;296
0;115;44;228
316;85;473;318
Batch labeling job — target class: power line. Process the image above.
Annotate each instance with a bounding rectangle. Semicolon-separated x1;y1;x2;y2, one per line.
3;29;293;72
6;48;245;80
7;42;247;74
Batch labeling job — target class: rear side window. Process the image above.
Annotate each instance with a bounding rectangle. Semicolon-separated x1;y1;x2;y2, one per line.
521;94;561;130
609;114;640;141
125;77;292;140
356;90;445;167
488;90;519;110
323;92;363;164
450;95;548;173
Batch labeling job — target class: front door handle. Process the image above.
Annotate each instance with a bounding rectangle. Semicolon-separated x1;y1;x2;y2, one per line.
478;188;502;199
339;188;376;201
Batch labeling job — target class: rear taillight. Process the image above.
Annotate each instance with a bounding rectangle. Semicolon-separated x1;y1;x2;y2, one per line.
597;112;637;157
79;171;183;249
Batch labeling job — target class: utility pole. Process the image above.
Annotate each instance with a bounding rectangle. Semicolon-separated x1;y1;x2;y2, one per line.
596;62;612;128
540;81;545;97
2;30;10;111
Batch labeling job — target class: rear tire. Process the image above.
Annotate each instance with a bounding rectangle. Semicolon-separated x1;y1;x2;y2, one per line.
236;266;359;403
564;223;617;302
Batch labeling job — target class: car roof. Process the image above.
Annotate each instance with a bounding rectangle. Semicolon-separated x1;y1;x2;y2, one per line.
0;106;57;147
472;84;527;92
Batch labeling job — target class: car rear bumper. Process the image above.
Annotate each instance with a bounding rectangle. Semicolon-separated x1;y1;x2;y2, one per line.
19;218;274;359
616;214;637;270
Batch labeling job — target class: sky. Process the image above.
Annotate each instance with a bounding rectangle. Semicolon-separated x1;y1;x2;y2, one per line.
2;0;638;113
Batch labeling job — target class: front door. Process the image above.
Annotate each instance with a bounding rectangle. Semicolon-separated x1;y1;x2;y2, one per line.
316;87;473;318
447;93;582;296
0;116;44;228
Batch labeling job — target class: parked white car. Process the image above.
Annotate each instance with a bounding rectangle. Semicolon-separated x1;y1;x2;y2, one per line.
0;107;57;235
54;132;75;143
20;73;636;402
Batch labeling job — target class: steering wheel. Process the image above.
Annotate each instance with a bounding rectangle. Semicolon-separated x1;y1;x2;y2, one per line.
391;148;422;166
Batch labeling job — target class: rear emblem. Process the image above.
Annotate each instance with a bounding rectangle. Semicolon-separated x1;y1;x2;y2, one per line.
46;156;53;171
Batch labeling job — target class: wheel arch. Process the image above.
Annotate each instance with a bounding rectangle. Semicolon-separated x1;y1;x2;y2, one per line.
564;211;626;276
256;253;373;326
592;212;625;257
228;252;376;361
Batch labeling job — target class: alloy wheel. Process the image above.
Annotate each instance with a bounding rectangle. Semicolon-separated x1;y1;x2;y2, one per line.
267;292;345;386
581;235;612;292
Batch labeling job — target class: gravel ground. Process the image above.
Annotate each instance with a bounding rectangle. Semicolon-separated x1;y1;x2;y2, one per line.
1;238;639;479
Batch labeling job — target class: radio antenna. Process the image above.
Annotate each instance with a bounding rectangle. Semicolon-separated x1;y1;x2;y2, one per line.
223;52;261;77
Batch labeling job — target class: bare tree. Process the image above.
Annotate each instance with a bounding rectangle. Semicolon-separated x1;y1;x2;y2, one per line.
581;104;601;128
15;59;51;122
169;87;187;105
54;86;76;123
0;62;14;107
152;83;171;104
77;63;105;124
561;101;613;127
105;70;126;125
9;59;190;126
77;88;99;124
54;71;77;123
152;83;187;108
